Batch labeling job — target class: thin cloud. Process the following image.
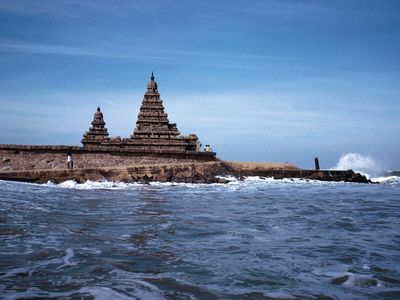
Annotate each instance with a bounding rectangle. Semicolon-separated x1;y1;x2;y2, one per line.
0;0;156;19
0;39;160;60
0;38;297;71
225;0;392;23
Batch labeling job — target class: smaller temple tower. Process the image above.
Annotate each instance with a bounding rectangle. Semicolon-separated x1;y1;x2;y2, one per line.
81;107;110;149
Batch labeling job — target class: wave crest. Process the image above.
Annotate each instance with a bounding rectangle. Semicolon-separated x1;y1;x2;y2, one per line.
334;153;383;177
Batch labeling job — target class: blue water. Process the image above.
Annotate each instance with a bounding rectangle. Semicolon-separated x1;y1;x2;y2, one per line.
1;177;400;299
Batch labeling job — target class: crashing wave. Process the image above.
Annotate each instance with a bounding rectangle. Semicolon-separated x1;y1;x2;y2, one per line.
333;153;400;184
371;176;400;184
45;180;141;190
334;153;384;178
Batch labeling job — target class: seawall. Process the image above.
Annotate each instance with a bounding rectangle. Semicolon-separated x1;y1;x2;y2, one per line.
0;144;216;171
225;161;371;183
0;161;232;184
0;144;371;184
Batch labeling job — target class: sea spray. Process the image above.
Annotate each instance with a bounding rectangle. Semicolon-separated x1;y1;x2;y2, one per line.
334;153;383;177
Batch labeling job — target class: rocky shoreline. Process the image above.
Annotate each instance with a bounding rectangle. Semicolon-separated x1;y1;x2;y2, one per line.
0;160;372;184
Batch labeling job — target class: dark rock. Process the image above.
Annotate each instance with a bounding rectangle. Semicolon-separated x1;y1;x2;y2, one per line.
330;275;349;285
216;178;230;184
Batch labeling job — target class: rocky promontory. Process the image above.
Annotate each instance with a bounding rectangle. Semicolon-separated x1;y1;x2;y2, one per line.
0;160;371;184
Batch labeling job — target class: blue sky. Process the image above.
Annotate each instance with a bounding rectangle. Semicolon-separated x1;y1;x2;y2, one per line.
0;0;399;169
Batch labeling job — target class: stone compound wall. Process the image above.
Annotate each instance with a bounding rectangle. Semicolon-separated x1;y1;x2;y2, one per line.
0;144;216;171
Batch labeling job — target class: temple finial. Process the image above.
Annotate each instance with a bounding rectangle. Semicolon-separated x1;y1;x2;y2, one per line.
150;71;154;81
97;107;101;112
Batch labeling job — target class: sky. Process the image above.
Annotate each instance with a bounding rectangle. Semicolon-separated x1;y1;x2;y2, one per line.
0;0;399;169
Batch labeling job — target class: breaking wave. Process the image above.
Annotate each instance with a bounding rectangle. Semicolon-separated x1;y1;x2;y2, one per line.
333;152;400;183
334;153;383;177
41;176;352;191
24;154;397;189
372;176;400;184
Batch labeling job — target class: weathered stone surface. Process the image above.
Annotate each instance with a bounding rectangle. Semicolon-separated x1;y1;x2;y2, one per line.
0;154;371;184
0;146;216;172
0;161;233;184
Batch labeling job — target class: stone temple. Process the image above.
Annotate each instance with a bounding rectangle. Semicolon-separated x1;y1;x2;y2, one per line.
81;73;204;155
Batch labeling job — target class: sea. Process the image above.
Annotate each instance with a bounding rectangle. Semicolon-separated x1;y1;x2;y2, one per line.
0;154;399;300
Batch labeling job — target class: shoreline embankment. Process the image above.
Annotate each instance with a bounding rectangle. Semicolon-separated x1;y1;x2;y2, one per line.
0;144;371;184
0;162;372;184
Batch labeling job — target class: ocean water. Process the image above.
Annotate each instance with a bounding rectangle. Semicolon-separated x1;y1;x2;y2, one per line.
1;174;400;300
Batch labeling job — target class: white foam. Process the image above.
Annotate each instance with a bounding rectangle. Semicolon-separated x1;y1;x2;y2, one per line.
263;290;296;299
80;247;102;254
238;176;338;186
216;175;238;182
47;180;142;190
48;179;212;190
342;272;383;288
149;181;207;188
79;286;136;300
127;280;165;299
39;172;376;191
371;175;400;184
59;248;76;268
334;152;384;178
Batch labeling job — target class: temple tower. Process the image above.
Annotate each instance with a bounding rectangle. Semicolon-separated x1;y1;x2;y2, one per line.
129;73;198;151
132;72;180;139
81;107;110;148
80;73;209;155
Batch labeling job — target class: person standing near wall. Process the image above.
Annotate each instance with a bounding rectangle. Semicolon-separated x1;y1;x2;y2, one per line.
67;148;73;170
204;145;212;152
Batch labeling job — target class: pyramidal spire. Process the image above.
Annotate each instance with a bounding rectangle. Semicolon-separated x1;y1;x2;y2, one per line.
133;73;181;140
81;106;110;148
146;71;158;92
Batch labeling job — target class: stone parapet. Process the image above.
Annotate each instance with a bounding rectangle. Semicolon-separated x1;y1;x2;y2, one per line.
0;144;216;172
0;144;81;151
0;144;214;155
